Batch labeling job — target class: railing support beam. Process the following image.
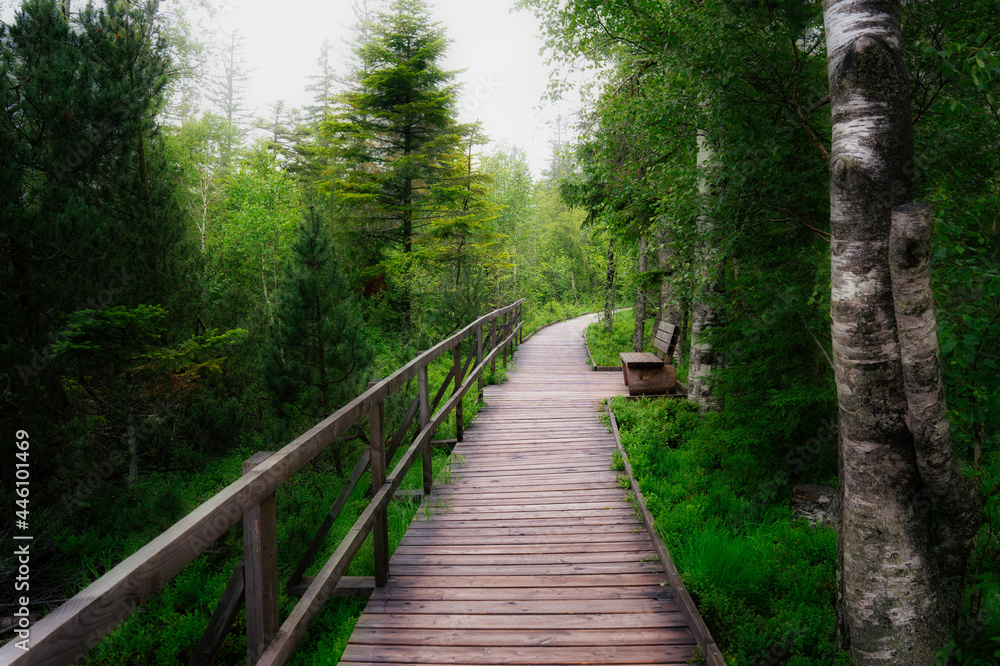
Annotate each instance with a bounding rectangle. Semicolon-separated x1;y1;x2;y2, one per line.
454;346;464;443
368;381;389;587
243;451;279;665
418;364;432;495
476;325;484;402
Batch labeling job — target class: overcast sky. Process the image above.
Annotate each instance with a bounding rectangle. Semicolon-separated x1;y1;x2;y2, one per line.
0;0;592;177
217;0;589;177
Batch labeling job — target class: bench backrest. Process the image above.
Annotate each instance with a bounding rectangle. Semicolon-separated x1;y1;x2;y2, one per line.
653;321;680;362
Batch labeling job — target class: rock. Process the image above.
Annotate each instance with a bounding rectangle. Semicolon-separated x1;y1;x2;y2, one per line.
792;484;838;529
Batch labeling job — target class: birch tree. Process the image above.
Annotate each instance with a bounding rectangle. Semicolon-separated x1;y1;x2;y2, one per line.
688;128;722;411
823;1;980;662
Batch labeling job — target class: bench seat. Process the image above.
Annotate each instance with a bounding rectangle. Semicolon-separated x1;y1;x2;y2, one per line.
619;322;680;396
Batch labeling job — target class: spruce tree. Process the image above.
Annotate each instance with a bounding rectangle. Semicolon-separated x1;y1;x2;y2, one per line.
261;213;372;474
323;0;467;326
1;0;194;475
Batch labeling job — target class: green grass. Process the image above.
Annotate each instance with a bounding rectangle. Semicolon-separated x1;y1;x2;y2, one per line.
606;395;848;666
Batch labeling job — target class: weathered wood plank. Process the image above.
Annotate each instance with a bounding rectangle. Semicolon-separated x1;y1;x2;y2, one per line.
339;643;697;664
242;452;279;665
353;612;689;630
347;626;695;647
337;314;712;666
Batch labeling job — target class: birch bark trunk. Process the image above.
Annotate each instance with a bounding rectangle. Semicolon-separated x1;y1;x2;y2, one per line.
632;234;648;352
604;237;616;333
823;2;955;662
688;128;722;411
890;202;981;632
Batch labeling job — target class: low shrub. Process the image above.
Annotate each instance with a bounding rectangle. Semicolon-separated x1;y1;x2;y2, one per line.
608;395;848;665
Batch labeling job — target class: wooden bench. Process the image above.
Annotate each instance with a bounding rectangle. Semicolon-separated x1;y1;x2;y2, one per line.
620;321;679;396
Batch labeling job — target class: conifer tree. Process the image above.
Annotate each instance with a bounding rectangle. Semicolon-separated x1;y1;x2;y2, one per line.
260;212;372;474
323;0;467;325
1;0;194;455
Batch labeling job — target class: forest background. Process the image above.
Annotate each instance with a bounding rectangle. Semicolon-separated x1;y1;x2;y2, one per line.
1;0;998;664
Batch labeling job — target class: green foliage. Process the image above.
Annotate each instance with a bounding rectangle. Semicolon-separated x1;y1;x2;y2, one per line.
939;447;1000;665
261;213;372;469
609;396;847;665
1;0;198;483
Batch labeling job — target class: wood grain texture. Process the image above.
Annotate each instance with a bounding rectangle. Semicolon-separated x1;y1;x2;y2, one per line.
342;314;700;665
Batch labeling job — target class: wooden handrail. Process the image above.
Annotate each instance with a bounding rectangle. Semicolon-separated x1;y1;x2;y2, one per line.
257;316;523;665
0;300;523;666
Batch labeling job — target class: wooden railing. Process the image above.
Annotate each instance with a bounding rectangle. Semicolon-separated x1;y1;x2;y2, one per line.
0;300;524;666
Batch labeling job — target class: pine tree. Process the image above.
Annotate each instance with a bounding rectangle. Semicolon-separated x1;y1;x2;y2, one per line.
208;27;251;166
323;0;467;326
1;0;197;491
260;212;372;474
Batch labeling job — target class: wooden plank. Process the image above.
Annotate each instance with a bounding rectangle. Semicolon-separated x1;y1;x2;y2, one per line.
187;561;245;666
419;364;432;496
397;531;651;545
363;587;670;604
386;573;667;588
388;550;657;566
347;626;695;647
369;390;389;588
286;446;370;589
339;643;696;664
354;612;689;630
360;597;678;615
285;576;375;599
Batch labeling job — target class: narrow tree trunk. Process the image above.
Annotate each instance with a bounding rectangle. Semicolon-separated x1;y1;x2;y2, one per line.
688;128;722;411
823;2;947;662
604;237;616;333
658;227;682;325
632;234;648;352
890;201;982;629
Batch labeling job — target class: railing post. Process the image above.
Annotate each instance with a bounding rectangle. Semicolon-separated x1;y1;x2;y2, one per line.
502;311;509;370
476;324;484;402
454;345;464;442
367;380;389;587
489;318;497;375
242;452;279;666
418;363;432;495
519;302;524;344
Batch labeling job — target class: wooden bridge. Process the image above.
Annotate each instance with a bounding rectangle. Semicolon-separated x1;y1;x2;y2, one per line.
0;303;723;666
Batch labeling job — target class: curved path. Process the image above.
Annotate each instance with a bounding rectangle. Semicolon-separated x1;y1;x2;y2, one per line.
339;314;698;665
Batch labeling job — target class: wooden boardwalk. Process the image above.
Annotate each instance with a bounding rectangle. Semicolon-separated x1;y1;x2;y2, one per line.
340;314;699;665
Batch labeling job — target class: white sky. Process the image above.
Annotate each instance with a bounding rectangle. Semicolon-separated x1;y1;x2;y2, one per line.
217;0;589;178
0;0;591;178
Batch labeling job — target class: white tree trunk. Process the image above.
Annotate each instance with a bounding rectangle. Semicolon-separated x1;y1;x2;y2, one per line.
823;2;953;663
632;234;648;352
688;128;722;411
889;202;981;628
